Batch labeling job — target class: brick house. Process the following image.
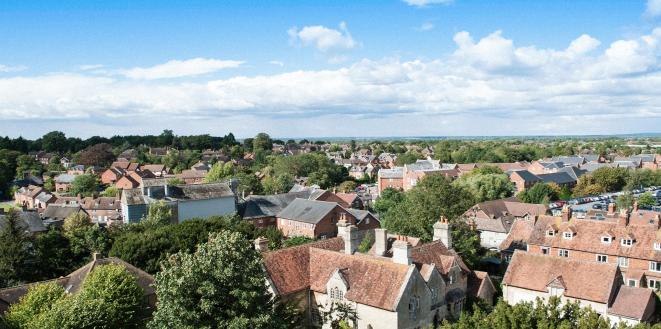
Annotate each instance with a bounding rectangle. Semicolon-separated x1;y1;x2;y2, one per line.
461;197;546;249
377;168;404;194
503;251;658;325
54;174;76;192
501;204;661;292
55;196;122;225
101;167;127;185
259;218;489;329
115;170;156;190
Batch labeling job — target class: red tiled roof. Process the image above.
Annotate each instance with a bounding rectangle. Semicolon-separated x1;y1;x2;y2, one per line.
608;286;656;320
503;251;619;304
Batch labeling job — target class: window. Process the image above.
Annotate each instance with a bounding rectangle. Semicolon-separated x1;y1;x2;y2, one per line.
627;279;637;287
408;296;420;320
649;279;661;291
618;257;629;268
329;287;343;300
430;288;438;307
546;230;555;237
558;249;569;257
596;254;608;263
650;261;661;272
654;242;661;251
365;218;370;225
601;236;612;243
541;247;550;255
621;239;633;247
448;272;455;285
563;232;573;239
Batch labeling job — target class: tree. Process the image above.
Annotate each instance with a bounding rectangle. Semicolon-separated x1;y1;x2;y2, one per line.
0;149;21;198
148;231;300;329
252;133;273;152
572;175;605;197
99;185;118;197
204;161;236;183
382;175;475;242
357;231;374;253
283;236;315;248
591;167;629;192
144;200;173;226
3;281;66;328
31;264;146;329
0;209;31;288
318;301;358;329
30;228;79;281
47;155;64;172
261;174;294;195
63;212;92;234
41;131;68;153
337;181;357;193
43;177;55;192
77;143;115;167
372;188;404;215
453;173;513;203
637;192;657;209
15;155;42;179
69;174;99;197
517;183;557;204
616;192;634;211
395;152;421;166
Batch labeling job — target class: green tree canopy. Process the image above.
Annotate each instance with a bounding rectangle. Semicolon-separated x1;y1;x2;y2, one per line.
453;173;514;203
69;174;99;197
3;281;66;329
143;200;173;226
148;230;300;329
637;192;657;208
0;209;31;288
517;183;557;204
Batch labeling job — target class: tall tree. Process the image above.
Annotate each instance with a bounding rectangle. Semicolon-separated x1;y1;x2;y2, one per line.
149;230;300;329
69;174;99;197
77;143;115;167
0;209;31;288
41;131;68;153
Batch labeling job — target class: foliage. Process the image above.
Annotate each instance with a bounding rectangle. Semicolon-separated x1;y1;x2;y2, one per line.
69;174;99;197
40;131;69;153
143;200;173;226
318;301;358;329
252;133;273;152
30;228;80;281
99;185;119;197
43;177;55;192
283;236;316;248
269;153;348;189
357;231;374;253
204;161;236;183
616;191;635;211
30;264;146;329
337;181;357;193
625;169;661;190
453;173;514;203
3;281;66;329
63;212;92;233
591;167;629;192
15;155;42;179
395;152;422;166
0;209;31;288
637;192;657;208
436;297;658;329
77;143;115;167
572;175;606;197
109;215;255;274
517;183;557;204
261;174;294;194
148;231;300;329
372;188;405;215
0;149;21;198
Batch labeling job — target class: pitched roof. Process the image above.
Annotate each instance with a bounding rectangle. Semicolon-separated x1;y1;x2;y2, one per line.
0;256;154;310
335;193;359;206
0;211;46;234
241;192;309;219
608;286;656;320
42;204;84;221
168;183;234;200
499;219;535;251
511;170;541;182
537;172;577;185
465;198;546;233
468;270;495;301
121;188;147;206
54;174;76;184
276;199;340;224
503;251;619;303
410;240;470;275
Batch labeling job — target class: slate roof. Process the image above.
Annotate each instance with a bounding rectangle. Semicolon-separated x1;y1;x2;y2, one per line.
42;204;84;221
503;251;619;304
0;211;46;234
54;174;76;184
378;167;403;178
511;170;541;182
276;199;339;224
537;172;576;185
241;192;309;219
168;183;234;200
121;188;147;206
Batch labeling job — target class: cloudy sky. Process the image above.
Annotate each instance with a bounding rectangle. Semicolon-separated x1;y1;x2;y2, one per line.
1;0;661;139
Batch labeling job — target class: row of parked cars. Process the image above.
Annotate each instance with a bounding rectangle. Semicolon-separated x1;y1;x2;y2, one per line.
548;186;660;210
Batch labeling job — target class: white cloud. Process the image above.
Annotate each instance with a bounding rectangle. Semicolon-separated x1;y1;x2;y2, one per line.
288;22;357;52
417;22;435;31
403;0;453;7
2;29;661;136
646;0;661;17
269;61;285;67
79;64;105;71
120;58;243;80
0;64;27;73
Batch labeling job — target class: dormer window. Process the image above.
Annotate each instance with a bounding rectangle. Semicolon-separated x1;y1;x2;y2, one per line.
601;236;612;244
621;239;633;247
563;232;573;240
546;230;555;237
654;242;661;251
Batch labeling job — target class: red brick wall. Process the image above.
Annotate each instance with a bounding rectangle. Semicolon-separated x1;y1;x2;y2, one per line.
277;207;358;239
378;177;403;194
101;170;120;185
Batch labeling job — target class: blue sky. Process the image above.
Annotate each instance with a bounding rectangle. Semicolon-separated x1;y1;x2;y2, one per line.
1;0;660;138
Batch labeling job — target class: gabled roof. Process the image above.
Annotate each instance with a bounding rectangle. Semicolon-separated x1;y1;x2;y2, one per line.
0;211;46;234
608;286;656;321
503;251;619;304
276;199;340;224
499;219;535;251
241;192;309;219
537;172;577;185
42;204;84;221
511;170;541;182
465;198;546;233
168;183;234;200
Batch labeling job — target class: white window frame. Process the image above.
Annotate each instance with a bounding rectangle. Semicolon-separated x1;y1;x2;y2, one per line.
541;247;550;255
621;239;633;247
654;242;661;251
627;279;637;287
648;279;661;291
596;254;608;263
601;236;611;243
650;261;661;272
558;249;569;257
563;232;573;240
618;257;629;268
546;230;555;237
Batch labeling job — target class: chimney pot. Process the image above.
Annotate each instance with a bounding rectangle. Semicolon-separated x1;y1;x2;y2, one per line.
392;238;412;265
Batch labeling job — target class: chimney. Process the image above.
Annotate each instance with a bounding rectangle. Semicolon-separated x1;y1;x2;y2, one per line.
392;236;412;265
433;216;452;249
607;203;616;216
374;228;388;256
561;205;572;222
618;209;630;227
254;237;269;252
337;218;358;255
